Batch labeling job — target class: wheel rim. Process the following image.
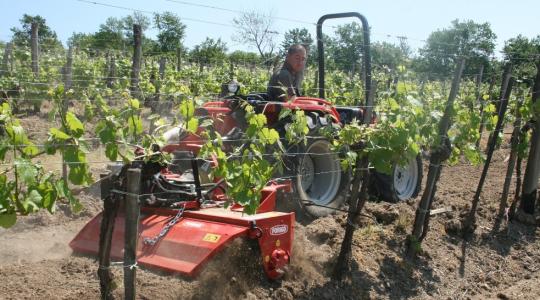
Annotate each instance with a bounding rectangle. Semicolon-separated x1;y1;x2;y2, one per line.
393;157;419;201
298;140;341;205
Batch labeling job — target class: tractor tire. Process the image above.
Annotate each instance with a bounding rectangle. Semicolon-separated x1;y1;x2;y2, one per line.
373;154;423;202
291;137;351;221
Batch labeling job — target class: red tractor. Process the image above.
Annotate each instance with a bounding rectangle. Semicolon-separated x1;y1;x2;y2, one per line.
70;12;422;280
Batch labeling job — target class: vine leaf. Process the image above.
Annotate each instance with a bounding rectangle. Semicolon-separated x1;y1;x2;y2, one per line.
66;112;84;137
0;213;16;229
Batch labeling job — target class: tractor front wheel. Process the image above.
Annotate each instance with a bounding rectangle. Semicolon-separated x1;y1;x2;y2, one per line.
373;154;423;202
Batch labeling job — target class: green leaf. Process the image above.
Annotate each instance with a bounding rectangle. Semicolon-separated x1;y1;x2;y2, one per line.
21;190;42;213
50;128;71;140
105;143;118;161
66;112;84;137
279;108;292;120
127;115;143;136
128;98;140;109
26;189;43;205
96;121;116;143
22;143;40;157
0;213;16;228
39;184;57;213
180;100;195;119
7;124;25;145
0;143;8;160
15;158;38;186
187;118;199;134
56;180;82;214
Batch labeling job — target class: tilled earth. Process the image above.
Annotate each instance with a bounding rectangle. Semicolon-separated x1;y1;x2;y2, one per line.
1;142;539;299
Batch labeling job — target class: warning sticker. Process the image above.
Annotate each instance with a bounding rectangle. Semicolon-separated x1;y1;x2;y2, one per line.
202;233;221;243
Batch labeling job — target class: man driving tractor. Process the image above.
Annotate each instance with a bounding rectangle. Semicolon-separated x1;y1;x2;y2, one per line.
267;44;307;102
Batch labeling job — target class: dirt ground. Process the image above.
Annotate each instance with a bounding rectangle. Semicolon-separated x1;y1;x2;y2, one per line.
1;116;539;300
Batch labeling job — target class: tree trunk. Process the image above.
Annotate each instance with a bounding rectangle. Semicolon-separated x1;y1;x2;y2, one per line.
520;64;540;214
407;58;465;257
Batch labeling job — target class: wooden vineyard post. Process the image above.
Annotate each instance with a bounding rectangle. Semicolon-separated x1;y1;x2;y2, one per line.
124;168;141;300
97;173;120;300
1;42;13;77
407;58;465;257
332;81;377;280
473;65;484;114
61;46;73;183
486;65;513;153
155;56;166;103
130;24;142;99
159;56;166;80
493;84;524;230
176;47;182;71
463;64;513;236
477;74;497;149
519;63;540;214
106;53;116;89
31;22;39;78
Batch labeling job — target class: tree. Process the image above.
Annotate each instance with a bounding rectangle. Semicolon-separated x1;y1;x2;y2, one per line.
503;35;538;81
10;14;62;50
372;41;409;72
228;50;261;66
90;17;126;51
190;38;228;65
414;19;496;80
232;10;277;62
281;28;314;54
122;12;151;41
86;14;154;53
328;22;364;73
153;12;186;53
67;33;94;50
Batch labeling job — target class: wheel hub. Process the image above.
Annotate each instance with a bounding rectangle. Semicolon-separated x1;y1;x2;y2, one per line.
393;158;419;200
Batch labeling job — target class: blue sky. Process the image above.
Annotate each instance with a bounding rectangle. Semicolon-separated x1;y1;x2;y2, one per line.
0;0;538;55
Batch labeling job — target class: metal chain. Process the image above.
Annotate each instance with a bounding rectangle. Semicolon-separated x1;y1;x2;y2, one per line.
142;204;186;246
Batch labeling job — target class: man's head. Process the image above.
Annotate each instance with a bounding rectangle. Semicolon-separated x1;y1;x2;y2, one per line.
285;44;307;74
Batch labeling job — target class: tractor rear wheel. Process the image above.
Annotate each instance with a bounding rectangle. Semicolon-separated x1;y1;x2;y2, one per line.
292;137;350;220
373;154;423;202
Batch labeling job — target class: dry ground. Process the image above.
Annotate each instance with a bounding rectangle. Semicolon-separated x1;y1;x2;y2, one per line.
0;114;538;300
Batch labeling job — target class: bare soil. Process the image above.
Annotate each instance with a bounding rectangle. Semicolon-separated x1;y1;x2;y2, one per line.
0;118;539;299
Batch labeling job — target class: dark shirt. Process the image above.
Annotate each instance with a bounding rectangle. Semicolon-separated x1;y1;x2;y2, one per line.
267;62;303;102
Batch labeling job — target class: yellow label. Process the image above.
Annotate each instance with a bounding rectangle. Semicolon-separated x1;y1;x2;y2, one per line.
265;255;270;263
275;239;281;247
202;233;221;243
